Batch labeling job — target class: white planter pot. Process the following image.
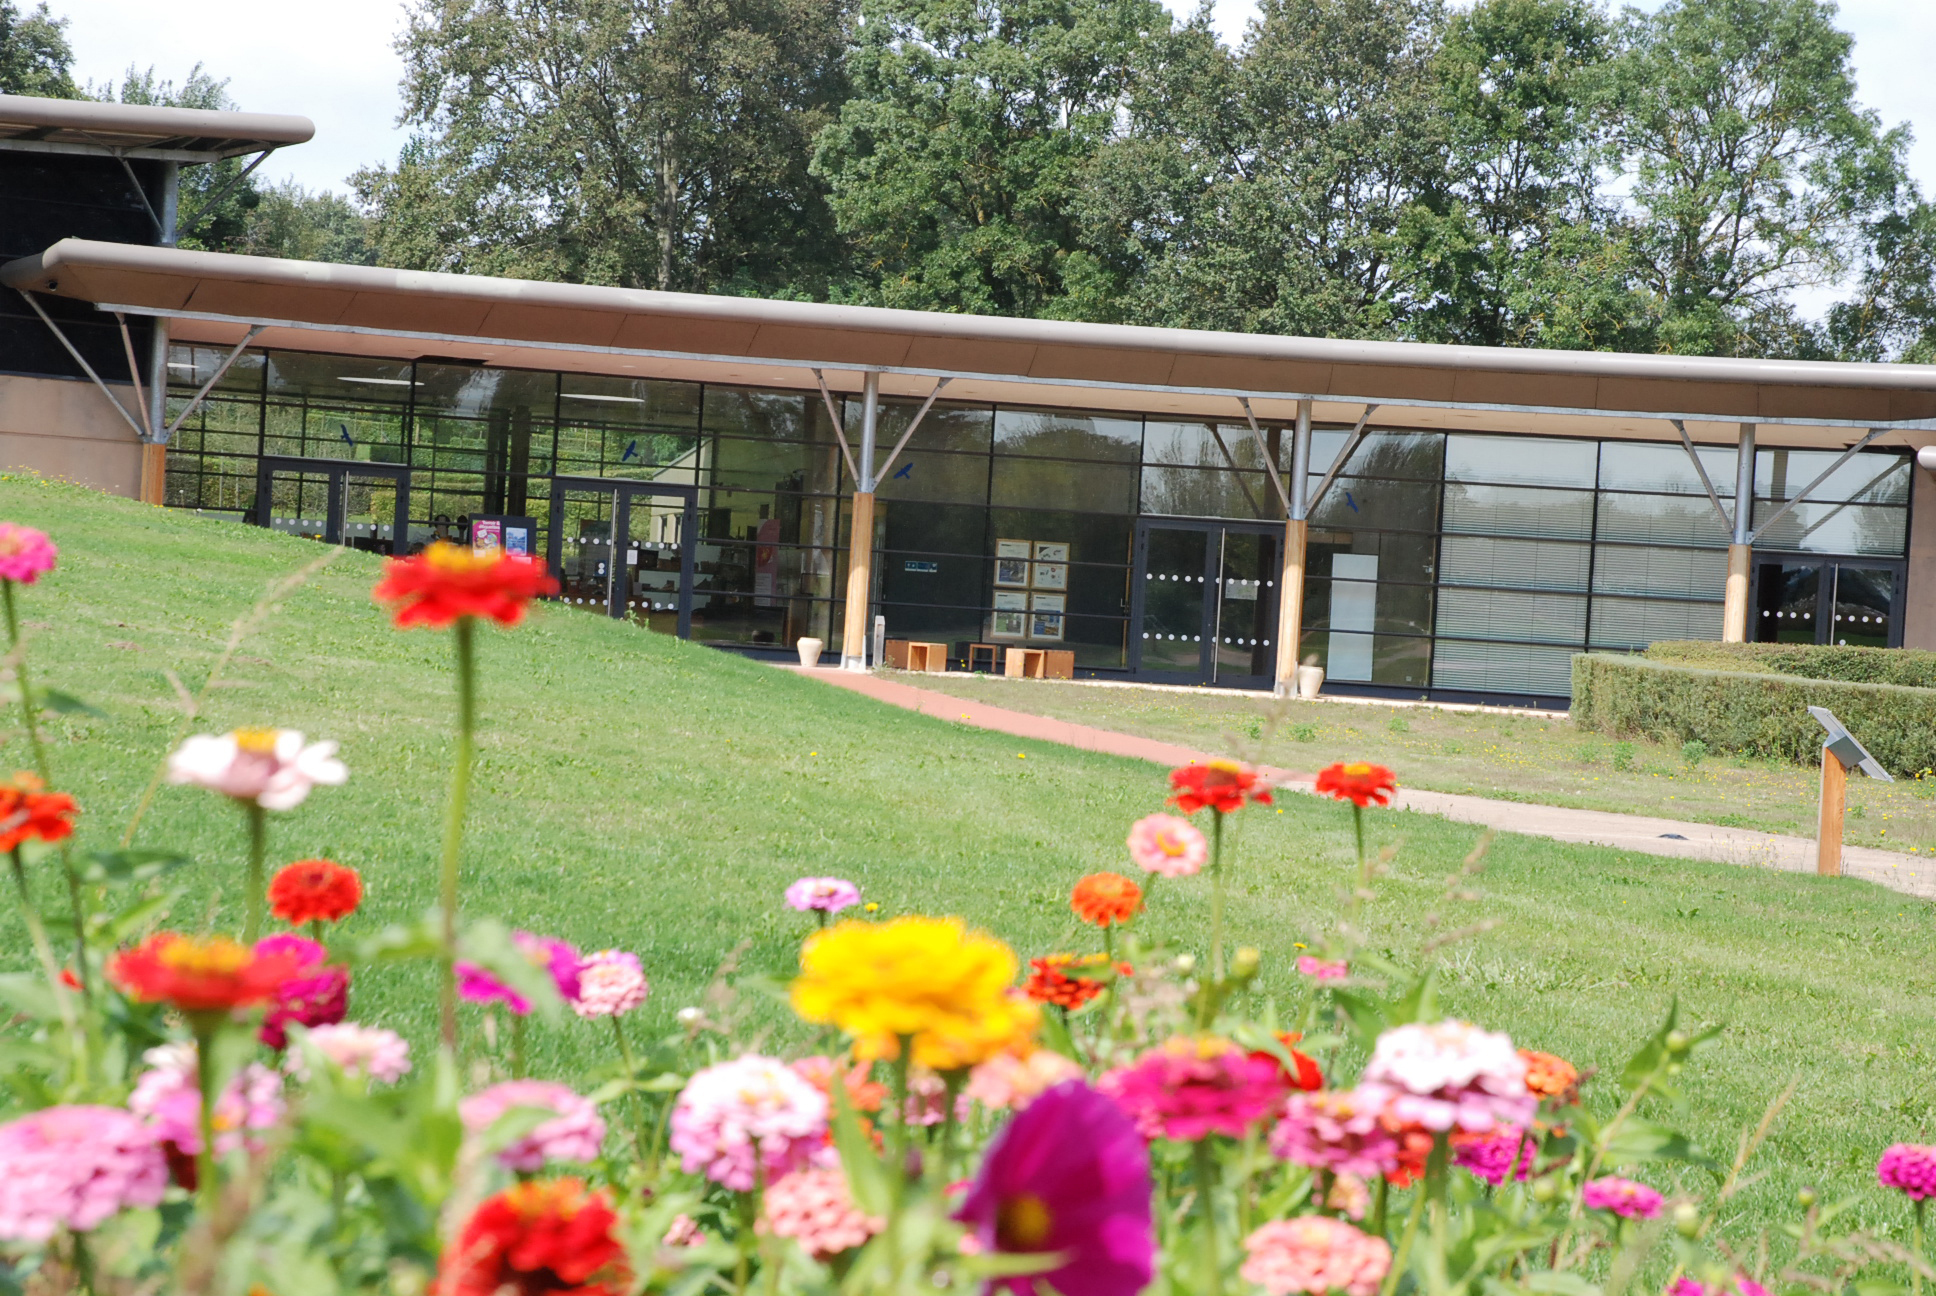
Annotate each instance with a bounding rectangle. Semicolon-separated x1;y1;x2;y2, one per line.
796;636;825;668
1295;664;1325;700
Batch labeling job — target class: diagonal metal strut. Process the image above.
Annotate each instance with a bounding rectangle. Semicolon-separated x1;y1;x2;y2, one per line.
1748;428;1889;544
1669;419;1733;531
15;289;148;439
872;377;952;487
1307;403;1381;512
809;367;863;485
162;326;266;442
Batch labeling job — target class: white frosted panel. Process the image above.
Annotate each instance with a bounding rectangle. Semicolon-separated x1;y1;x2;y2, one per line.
1445;435;1597;488
1328;553;1378;682
1591;545;1728;598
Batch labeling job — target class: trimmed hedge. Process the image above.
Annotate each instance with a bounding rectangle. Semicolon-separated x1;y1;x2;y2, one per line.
1572;652;1936;776
1643;640;1936;689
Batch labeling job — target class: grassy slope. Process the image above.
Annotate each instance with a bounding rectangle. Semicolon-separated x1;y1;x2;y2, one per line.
5;476;1935;1245
884;672;1936;853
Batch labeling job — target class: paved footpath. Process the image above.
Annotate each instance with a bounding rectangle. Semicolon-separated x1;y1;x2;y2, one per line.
781;665;1936;901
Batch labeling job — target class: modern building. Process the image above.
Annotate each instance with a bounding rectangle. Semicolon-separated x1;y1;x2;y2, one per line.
3;93;1933;706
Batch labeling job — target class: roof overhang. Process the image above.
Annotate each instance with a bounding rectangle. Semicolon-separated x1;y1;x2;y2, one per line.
0;96;313;162
7;238;1935;445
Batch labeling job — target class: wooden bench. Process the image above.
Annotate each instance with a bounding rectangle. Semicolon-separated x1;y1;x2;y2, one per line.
1005;647;1075;679
905;641;949;672
964;642;1001;673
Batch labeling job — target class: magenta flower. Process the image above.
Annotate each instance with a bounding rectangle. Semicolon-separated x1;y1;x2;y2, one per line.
1879;1143;1936;1199
957;1080;1153;1296
255;934;347;1049
1125;814;1207;878
785;877;862;914
1098;1035;1287;1142
1673;1276;1768;1296
571;948;649;1019
0;1106;167;1243
1582;1175;1663;1219
455;931;581;1015
670;1054;829;1190
0;523;57;585
1452;1126;1538;1185
458;1080;606;1171
129;1043;283;1156
1241;1217;1391;1296
1269;1089;1400;1178
1296;955;1348;983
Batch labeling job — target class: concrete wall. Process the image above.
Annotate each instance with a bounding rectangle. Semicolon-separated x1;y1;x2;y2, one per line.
0;372;142;498
1908;458;1936;649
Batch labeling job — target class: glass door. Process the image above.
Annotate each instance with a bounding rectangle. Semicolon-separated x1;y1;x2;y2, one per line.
1136;526;1213;676
1133;522;1280;685
1753;561;1822;643
547;476;698;637
1827;565;1899;646
1754;557;1903;646
1212;529;1279;687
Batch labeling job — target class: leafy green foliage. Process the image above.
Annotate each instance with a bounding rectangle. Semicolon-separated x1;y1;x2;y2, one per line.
1645;640;1936;690
0;0;73;97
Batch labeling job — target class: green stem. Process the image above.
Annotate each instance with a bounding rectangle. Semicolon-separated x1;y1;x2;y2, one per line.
1916;1199;1926;1296
886;1041;913;1286
1209;811;1227;982
735;1190;755;1296
510;1013;526;1079
1352;801;1364;873
191;1018;221;1219
439;616;477;1054
243;803;266;943
1372;1175;1390;1237
1381;1180;1428;1296
9;849;79;1055
71;1230;95;1296
1194;1139;1223;1296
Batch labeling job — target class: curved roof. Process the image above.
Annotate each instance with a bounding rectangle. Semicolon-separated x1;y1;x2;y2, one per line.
7;236;1935;433
0;95;313;161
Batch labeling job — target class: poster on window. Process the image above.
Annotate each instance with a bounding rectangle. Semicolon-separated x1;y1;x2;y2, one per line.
472;519;502;554
1029;592;1065;641
1032;542;1069;563
753;517;781;607
1030;560;1068;591
995;539;1031;587
991;589;1028;639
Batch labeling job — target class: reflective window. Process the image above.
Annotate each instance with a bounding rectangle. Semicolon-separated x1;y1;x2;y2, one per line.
1757;449;1909;504
1597;441;1740;495
995;407;1142;461
1444;434;1596;488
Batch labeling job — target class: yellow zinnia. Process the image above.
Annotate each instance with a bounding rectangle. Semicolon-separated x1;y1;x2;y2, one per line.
791;916;1038;1071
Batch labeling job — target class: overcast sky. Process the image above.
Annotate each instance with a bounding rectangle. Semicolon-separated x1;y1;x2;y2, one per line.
58;0;1936;209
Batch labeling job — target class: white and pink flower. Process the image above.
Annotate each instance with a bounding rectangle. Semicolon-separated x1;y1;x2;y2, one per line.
669;1054;828;1190
1359;1021;1534;1133
167;728;347;811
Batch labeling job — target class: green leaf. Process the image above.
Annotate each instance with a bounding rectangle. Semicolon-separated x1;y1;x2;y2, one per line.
457;918;563;1022
355;916;444;965
1599;1117;1716;1169
83;849;189;886
0;972;57;1021
39;688;103;718
1387;966;1440;1027
828;1067;890;1216
1523;1273;1602;1296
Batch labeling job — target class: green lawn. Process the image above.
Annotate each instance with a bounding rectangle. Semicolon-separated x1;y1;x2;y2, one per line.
4;475;1935;1251
884;670;1936;854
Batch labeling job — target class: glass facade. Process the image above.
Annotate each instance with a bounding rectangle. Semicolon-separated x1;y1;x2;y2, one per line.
164;344;1912;698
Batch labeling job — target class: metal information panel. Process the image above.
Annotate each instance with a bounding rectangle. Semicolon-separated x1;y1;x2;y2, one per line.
1808;706;1893;782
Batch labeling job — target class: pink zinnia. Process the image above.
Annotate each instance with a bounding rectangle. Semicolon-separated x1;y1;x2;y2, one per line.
1125;814;1207;878
1359;1020;1535;1133
784;877;862;913
256;934;347;1050
761;1167;884;1258
1241;1217;1392;1296
965;1049;1086;1112
1297;955;1348;982
1269;1089;1400;1178
669;1054;828;1190
0;1106;166;1243
455;931;581;1015
571;948;649;1018
1582;1175;1663;1219
458;1080;605;1171
0;523;56;585
129;1043;283;1156
1879;1143;1936;1199
1673;1277;1770;1296
288;1023;411;1083
1452;1126;1538;1185
1098;1036;1287;1141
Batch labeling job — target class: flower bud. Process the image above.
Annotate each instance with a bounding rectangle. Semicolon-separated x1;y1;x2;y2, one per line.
1664;1030;1690;1054
1797;1186;1818;1209
676;1007;703;1026
1665;1062;1683;1077
1674;1203;1701;1237
1530;1177;1558;1203
1174;953;1197;974
1230;947;1261;980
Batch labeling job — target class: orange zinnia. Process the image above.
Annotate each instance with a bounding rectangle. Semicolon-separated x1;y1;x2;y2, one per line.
268;859;364;926
1251;1030;1324;1092
1024;953;1119;1009
372;541;559;629
0;771;76;852
1168;759;1274;815
1313;761;1397;808
1519;1048;1580;1103
107;932;306;1014
1070;873;1143;928
440;1178;631;1296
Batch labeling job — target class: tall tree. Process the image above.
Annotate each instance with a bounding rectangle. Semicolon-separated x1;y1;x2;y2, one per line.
1608;0;1908;355
356;0;850;295
0;0;75;97
813;0;1170;317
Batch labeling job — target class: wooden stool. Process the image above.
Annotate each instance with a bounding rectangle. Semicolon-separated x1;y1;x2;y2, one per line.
1043;649;1074;680
1004;647;1047;678
965;642;1001;673
906;641;949;672
883;639;911;670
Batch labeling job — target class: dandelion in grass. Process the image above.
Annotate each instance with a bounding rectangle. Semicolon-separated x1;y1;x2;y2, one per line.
761;1166;884;1259
669;1054;828;1191
1126;813;1206;877
1240;1217;1391;1296
1581;1175;1663;1219
460;1080;607;1171
0;1106;167;1244
439;1178;630;1296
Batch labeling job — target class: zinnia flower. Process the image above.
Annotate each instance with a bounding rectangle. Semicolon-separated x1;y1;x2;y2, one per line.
1125;813;1207;877
791;916;1039;1071
108;931;307;1014
1098;1036;1288;1141
1241;1217;1391;1296
956;1080;1153;1296
1024;953;1116;1010
1452;1126;1539;1185
761;1167;883;1259
785;877;862;914
1879;1144;1936;1199
662;1213;705;1247
1269;1089;1400;1178
1358;1020;1535;1133
792;1054;888;1114
129;1042;283;1158
167;728;347;811
1581;1175;1663;1219
0;1106;167;1243
439;1178;630;1296
1296;955;1348;983
0;524;57;584
460;1080;606;1172
966;1049;1086;1112
457;931;582;1015
288;1022;411;1083
1519;1049;1580;1103
1070;873;1142;928
0;772;76;851
1673;1277;1771;1296
669;1054;828;1190
373;541;559;629
256;933;349;1049
267;858;362;926
1168;758;1274;815
570;949;649;1019
1255;1032;1323;1091
1313;761;1397;808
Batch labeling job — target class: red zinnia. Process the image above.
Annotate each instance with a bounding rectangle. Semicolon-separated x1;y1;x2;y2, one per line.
439;1178;631;1296
1070;873;1143;928
0;771;77;852
1313;761;1397;808
373;541;559;630
1252;1030;1323;1092
107;932;306;1014
1024;953;1121;1010
1168;759;1274;815
268;858;363;926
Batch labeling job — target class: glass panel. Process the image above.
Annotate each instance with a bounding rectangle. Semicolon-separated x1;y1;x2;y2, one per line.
1591;544;1727;599
875;449;990;506
1306;474;1439;532
1749;500;1907;556
1828;566;1896;647
167;342;265;395
1753;563;1821;643
1140;465;1272;520
557;373;700;482
1430;639;1575;696
1588;596;1723;650
996;407;1142;461
1305;429;1444;482
1442;483;1593;539
1758;449;1910;504
1140;528;1208;671
555;489;617;612
1214;530;1277;681
1594;491;1731;547
990;457;1137;513
1435;589;1586;645
1444;434;1596;488
1437;536;1588;592
853;399;994;457
616;492;692;635
1145;421;1272;471
1596;441;1739;495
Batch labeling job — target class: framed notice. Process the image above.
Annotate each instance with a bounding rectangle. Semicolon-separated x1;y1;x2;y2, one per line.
472;518;503;553
993;590;1029;611
1030;561;1068;592
995;538;1031;587
992;589;1029;639
1033;541;1070;563
1029;593;1065;642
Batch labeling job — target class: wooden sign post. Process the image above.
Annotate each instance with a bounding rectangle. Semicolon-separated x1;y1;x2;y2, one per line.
1809;705;1893;877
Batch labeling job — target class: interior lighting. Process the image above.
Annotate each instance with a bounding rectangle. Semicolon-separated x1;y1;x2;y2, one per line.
562;392;647;404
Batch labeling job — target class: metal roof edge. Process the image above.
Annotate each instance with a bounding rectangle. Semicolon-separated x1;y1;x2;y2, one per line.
0;94;314;149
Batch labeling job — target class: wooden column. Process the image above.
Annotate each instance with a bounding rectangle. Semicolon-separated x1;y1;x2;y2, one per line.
1723;423;1755;642
841;490;876;669
1722;543;1751;642
1276;516;1308;693
1818;745;1849;876
138;442;167;505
